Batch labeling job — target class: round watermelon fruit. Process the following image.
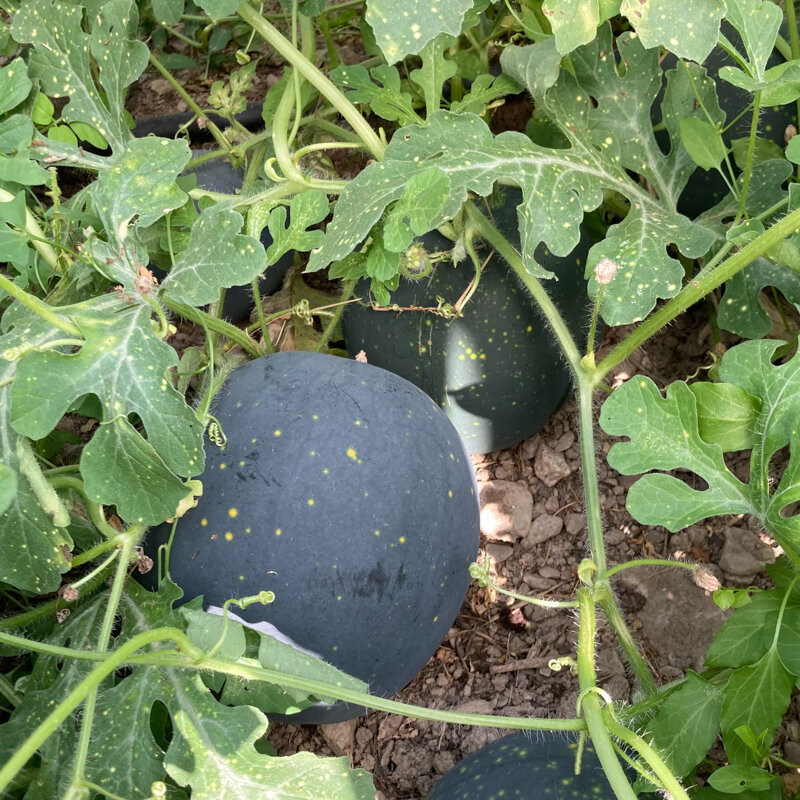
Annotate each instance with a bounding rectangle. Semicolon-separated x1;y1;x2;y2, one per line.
342;189;592;454
143;350;480;722
426;731;615;800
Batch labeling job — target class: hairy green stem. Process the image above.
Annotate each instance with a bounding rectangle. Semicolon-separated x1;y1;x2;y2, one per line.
594;205;800;382
48;475;124;541
0;567;111;630
162;297;262;358
576;381;607;573
597;588;658;697
602;558;699;581
0;673;22;707
0;627;205;794
147;52;231;151
237;2;386;160
464;202;582;372
69;536;134;789
314;279;356;352
576;589;637;800
735;89;762;224
602;710;689;800
0;272;82;338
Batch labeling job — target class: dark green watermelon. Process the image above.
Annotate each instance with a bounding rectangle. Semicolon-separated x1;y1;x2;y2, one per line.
143;350;480;723
426;731;615;800
342;189;591;454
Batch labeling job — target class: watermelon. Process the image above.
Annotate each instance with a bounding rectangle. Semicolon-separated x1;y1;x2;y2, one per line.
342;189;592;454
143;350;480;722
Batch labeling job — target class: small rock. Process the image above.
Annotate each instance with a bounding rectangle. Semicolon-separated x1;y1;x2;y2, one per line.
433;751;457;775
534;444;571;487
787;719;800;741
522;572;555;591
453;698;495;715
479;481;533;542
538;565;561;579
605;528;626;546
565;512;585;535
784;741;800;765
523;514;564;547
318;718;357;756
554;431;575;451
521;435;540;460
149;78;173;95
619;569;728;672
719;526;775;583
484;543;514;564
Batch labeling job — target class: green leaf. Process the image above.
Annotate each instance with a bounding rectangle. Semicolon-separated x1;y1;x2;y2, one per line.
9;295;204;524
717;252;800;340
777;606;800;675
708;765;779;793
600;340;800;552
330;64;420;125
0;594;108;794
364;0;475;62
366;237;401;281
160;204;265;307
312;27;716;326
620;0;725;62
0;318;74;593
599;376;751;530
409;35;458;117
0;152;50;185
0;58;32;116
194;0;238;22
689;381;761;452
644;671;724;779
92;136;191;242
82;418;195;526
706;592;784;668
383;167;450;252
541;0;611;54
151;0;185;25
680;117;728;171
730;136;784;170
265;190;328;266
183;607;247;660
11;0;148;149
449;72;524;115
724;0;782;83
720;648;794;764
499;40;562;103
78;581;377;800
0;462;16;516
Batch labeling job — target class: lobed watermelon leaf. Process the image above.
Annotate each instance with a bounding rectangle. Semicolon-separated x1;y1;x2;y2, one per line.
310;26;716;326
599;339;800;554
7;294;204;526
363;0;476;63
11;0;148;151
160;204;265;307
620;0;725;63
